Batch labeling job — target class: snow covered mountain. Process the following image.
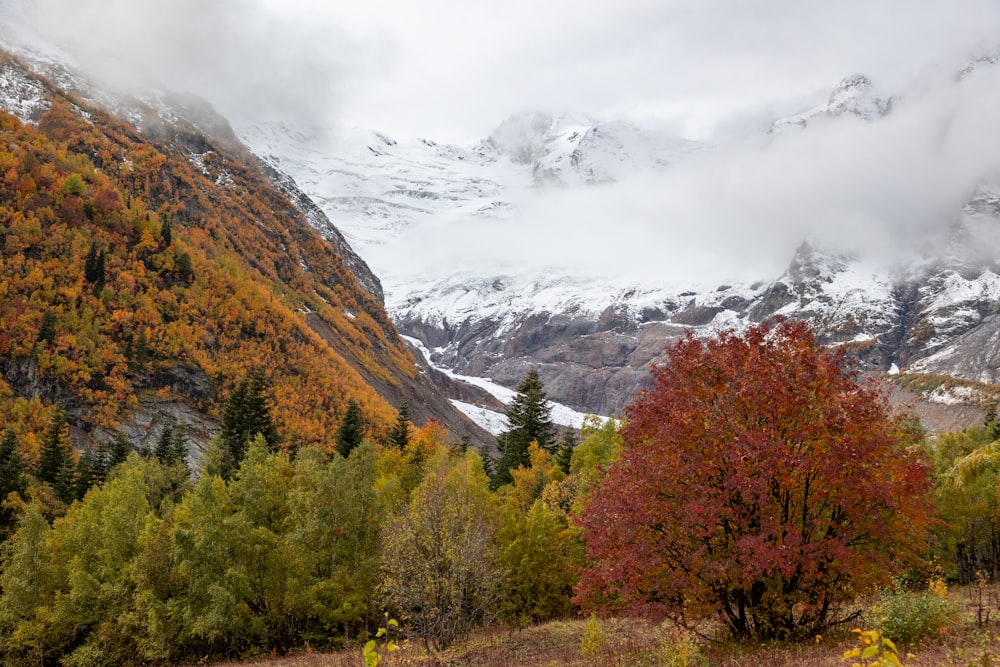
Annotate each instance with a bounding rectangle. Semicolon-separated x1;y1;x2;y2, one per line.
769;74;891;133
8;11;1000;433
239;61;1000;424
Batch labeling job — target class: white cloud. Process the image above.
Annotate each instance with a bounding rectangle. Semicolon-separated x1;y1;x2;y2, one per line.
381;64;1000;287
4;0;1000;290
1;0;375;129
4;0;999;142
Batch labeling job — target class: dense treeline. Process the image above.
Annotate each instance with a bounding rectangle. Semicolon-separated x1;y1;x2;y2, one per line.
6;321;1000;662
0;396;608;664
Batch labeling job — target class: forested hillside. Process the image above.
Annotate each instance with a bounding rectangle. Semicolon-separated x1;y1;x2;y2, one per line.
0;50;479;468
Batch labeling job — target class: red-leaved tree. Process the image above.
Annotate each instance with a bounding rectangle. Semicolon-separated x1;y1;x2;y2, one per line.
574;320;934;640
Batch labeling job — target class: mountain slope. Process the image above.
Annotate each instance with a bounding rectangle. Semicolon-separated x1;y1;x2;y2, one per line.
0;49;487;462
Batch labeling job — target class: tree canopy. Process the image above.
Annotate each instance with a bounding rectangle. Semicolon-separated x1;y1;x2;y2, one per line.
574;320;935;641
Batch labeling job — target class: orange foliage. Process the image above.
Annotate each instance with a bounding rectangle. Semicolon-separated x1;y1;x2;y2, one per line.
0;86;413;449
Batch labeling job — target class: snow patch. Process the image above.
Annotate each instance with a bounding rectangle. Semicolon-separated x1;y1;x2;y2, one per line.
450;400;508;436
927;385;978;405
403;335;598;429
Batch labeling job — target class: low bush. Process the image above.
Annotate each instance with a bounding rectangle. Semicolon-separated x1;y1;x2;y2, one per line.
872;581;960;646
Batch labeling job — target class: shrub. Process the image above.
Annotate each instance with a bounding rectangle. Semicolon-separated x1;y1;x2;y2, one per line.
872;585;960;646
580;615;605;657
842;628;905;667
658;628;705;667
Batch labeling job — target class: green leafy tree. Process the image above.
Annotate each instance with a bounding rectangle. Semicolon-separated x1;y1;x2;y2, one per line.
493;368;555;487
0;504;55;665
336;398;365;458
380;451;503;650
930;427;1000;582
0;460;156;665
227;436;303;653
568;416;621;507
286;442;384;639
498;499;582;626
146;474;258;657
497;444;582;626
387;400;411;450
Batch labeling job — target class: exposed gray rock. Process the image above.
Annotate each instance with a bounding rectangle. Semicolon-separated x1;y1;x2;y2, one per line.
911;315;1000;384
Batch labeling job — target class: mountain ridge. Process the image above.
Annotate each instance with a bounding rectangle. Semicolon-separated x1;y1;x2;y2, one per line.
236;60;1000;426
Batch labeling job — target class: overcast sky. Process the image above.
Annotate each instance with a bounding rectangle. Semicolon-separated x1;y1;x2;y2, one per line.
4;0;1000;288
4;0;1000;142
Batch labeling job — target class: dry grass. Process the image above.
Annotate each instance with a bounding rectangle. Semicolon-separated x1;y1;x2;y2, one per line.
197;585;1000;667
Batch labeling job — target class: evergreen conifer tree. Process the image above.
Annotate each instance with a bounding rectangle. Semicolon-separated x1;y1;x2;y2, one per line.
108;432;131;469
154;424;174;464
53;454;77;504
479;444;495;480
38;409;76;502
74;447;101;500
84;242;99;281
37;309;57;345
335;398;364;458
171;423;189;475
94;250;106;292
0;428;26;536
987;402;1000;441
161;218;172;247
555;429;577;475
84;243;106;291
176;251;194;284
218;370;279;479
492;368;555;487
388;399;411;450
133;328;150;367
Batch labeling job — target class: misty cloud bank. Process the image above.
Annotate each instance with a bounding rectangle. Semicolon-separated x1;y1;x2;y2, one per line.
3;0;1000;289
0;0;374;129
391;64;1000;288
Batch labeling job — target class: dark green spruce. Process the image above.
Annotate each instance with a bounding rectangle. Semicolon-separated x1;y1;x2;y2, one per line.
388;399;411;450
492;368;555;488
335;398;365;458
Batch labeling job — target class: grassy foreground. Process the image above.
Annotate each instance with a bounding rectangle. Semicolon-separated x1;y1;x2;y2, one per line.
201;586;1000;667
